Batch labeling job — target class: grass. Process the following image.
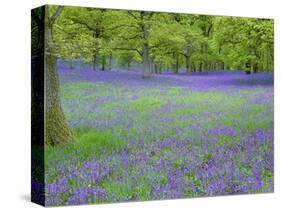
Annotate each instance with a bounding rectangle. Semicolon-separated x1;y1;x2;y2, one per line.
45;127;126;172
128;96;166;112
42;70;273;205
47;80;273;169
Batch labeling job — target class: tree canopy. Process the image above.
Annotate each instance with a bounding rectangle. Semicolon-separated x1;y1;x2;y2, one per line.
52;6;274;77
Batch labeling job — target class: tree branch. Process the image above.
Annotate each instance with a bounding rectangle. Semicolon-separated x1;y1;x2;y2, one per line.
118;33;142;41
70;18;94;31
105;24;139;31
54;24;77;37
149;41;173;50
49;6;64;25
127;11;139;20
177;52;187;57
113;47;142;56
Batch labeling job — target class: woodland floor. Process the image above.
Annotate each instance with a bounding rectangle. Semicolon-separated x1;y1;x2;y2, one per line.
43;68;273;206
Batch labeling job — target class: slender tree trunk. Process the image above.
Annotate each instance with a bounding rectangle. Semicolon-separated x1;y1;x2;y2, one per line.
174;53;179;74
93;49;99;70
250;62;254;74
149;61;154;74
127;61;131;70
101;56;105;71
92;28;100;70
189;56;193;73
185;55;193;73
141;12;151;78
269;45;274;71
70;59;74;69
109;53;112;71
142;42;150;77
199;62;203;72
193;63;197;72
45;6;72;146
154;64;158;74
185;56;189;73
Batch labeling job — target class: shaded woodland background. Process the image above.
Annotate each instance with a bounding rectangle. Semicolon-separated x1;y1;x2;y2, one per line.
40;6;274;77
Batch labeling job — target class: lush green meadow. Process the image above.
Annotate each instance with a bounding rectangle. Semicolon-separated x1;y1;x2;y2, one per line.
31;6;274;206
42;69;273;206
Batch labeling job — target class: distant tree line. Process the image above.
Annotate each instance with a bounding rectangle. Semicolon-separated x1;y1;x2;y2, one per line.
53;7;274;77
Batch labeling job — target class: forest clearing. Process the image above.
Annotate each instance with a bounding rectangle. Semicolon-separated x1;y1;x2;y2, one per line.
31;5;274;206
42;68;273;205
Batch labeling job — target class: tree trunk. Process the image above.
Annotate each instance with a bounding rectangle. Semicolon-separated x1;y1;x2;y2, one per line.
142;42;150;77
45;6;72;146
199;62;203;72
189;56;193;73
101;56;105;71
93;49;99;70
150;61;154;74
185;56;189;73
109;53;112;71
92;28;100;70
141;12;151;78
193;63;197;72
154;64;158;74
70;59;74;69
127;61;131;70
159;66;162;74
174;53;179;74
185;55;193;73
250;62;254;74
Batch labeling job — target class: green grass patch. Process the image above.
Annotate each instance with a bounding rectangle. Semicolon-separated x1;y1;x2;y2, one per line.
128;96;166;112
45;127;127;171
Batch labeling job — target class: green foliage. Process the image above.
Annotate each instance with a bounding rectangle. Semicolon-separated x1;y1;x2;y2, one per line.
213;17;274;71
128;96;166;112
45;127;126;172
52;6;273;73
76;129;125;156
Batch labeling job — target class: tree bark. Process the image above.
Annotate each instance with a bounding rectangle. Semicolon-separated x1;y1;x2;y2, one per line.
70;59;74;69
142;41;150;77
174;53;179;74
101;56;105;71
141;11;151;78
199;62;203;72
250;62;254;74
127;61;131;70
109;53;112;71
92;26;101;70
185;55;193;73
189;56;193;73
154;64;158;74
93;48;99;70
45;6;72;146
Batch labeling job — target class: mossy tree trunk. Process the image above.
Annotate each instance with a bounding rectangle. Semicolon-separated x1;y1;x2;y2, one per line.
45;6;72;146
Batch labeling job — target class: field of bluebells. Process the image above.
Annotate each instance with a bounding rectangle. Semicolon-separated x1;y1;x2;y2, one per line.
42;68;273;206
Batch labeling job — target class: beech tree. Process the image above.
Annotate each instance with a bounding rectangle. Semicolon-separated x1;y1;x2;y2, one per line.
53;7;273;75
45;5;72;146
